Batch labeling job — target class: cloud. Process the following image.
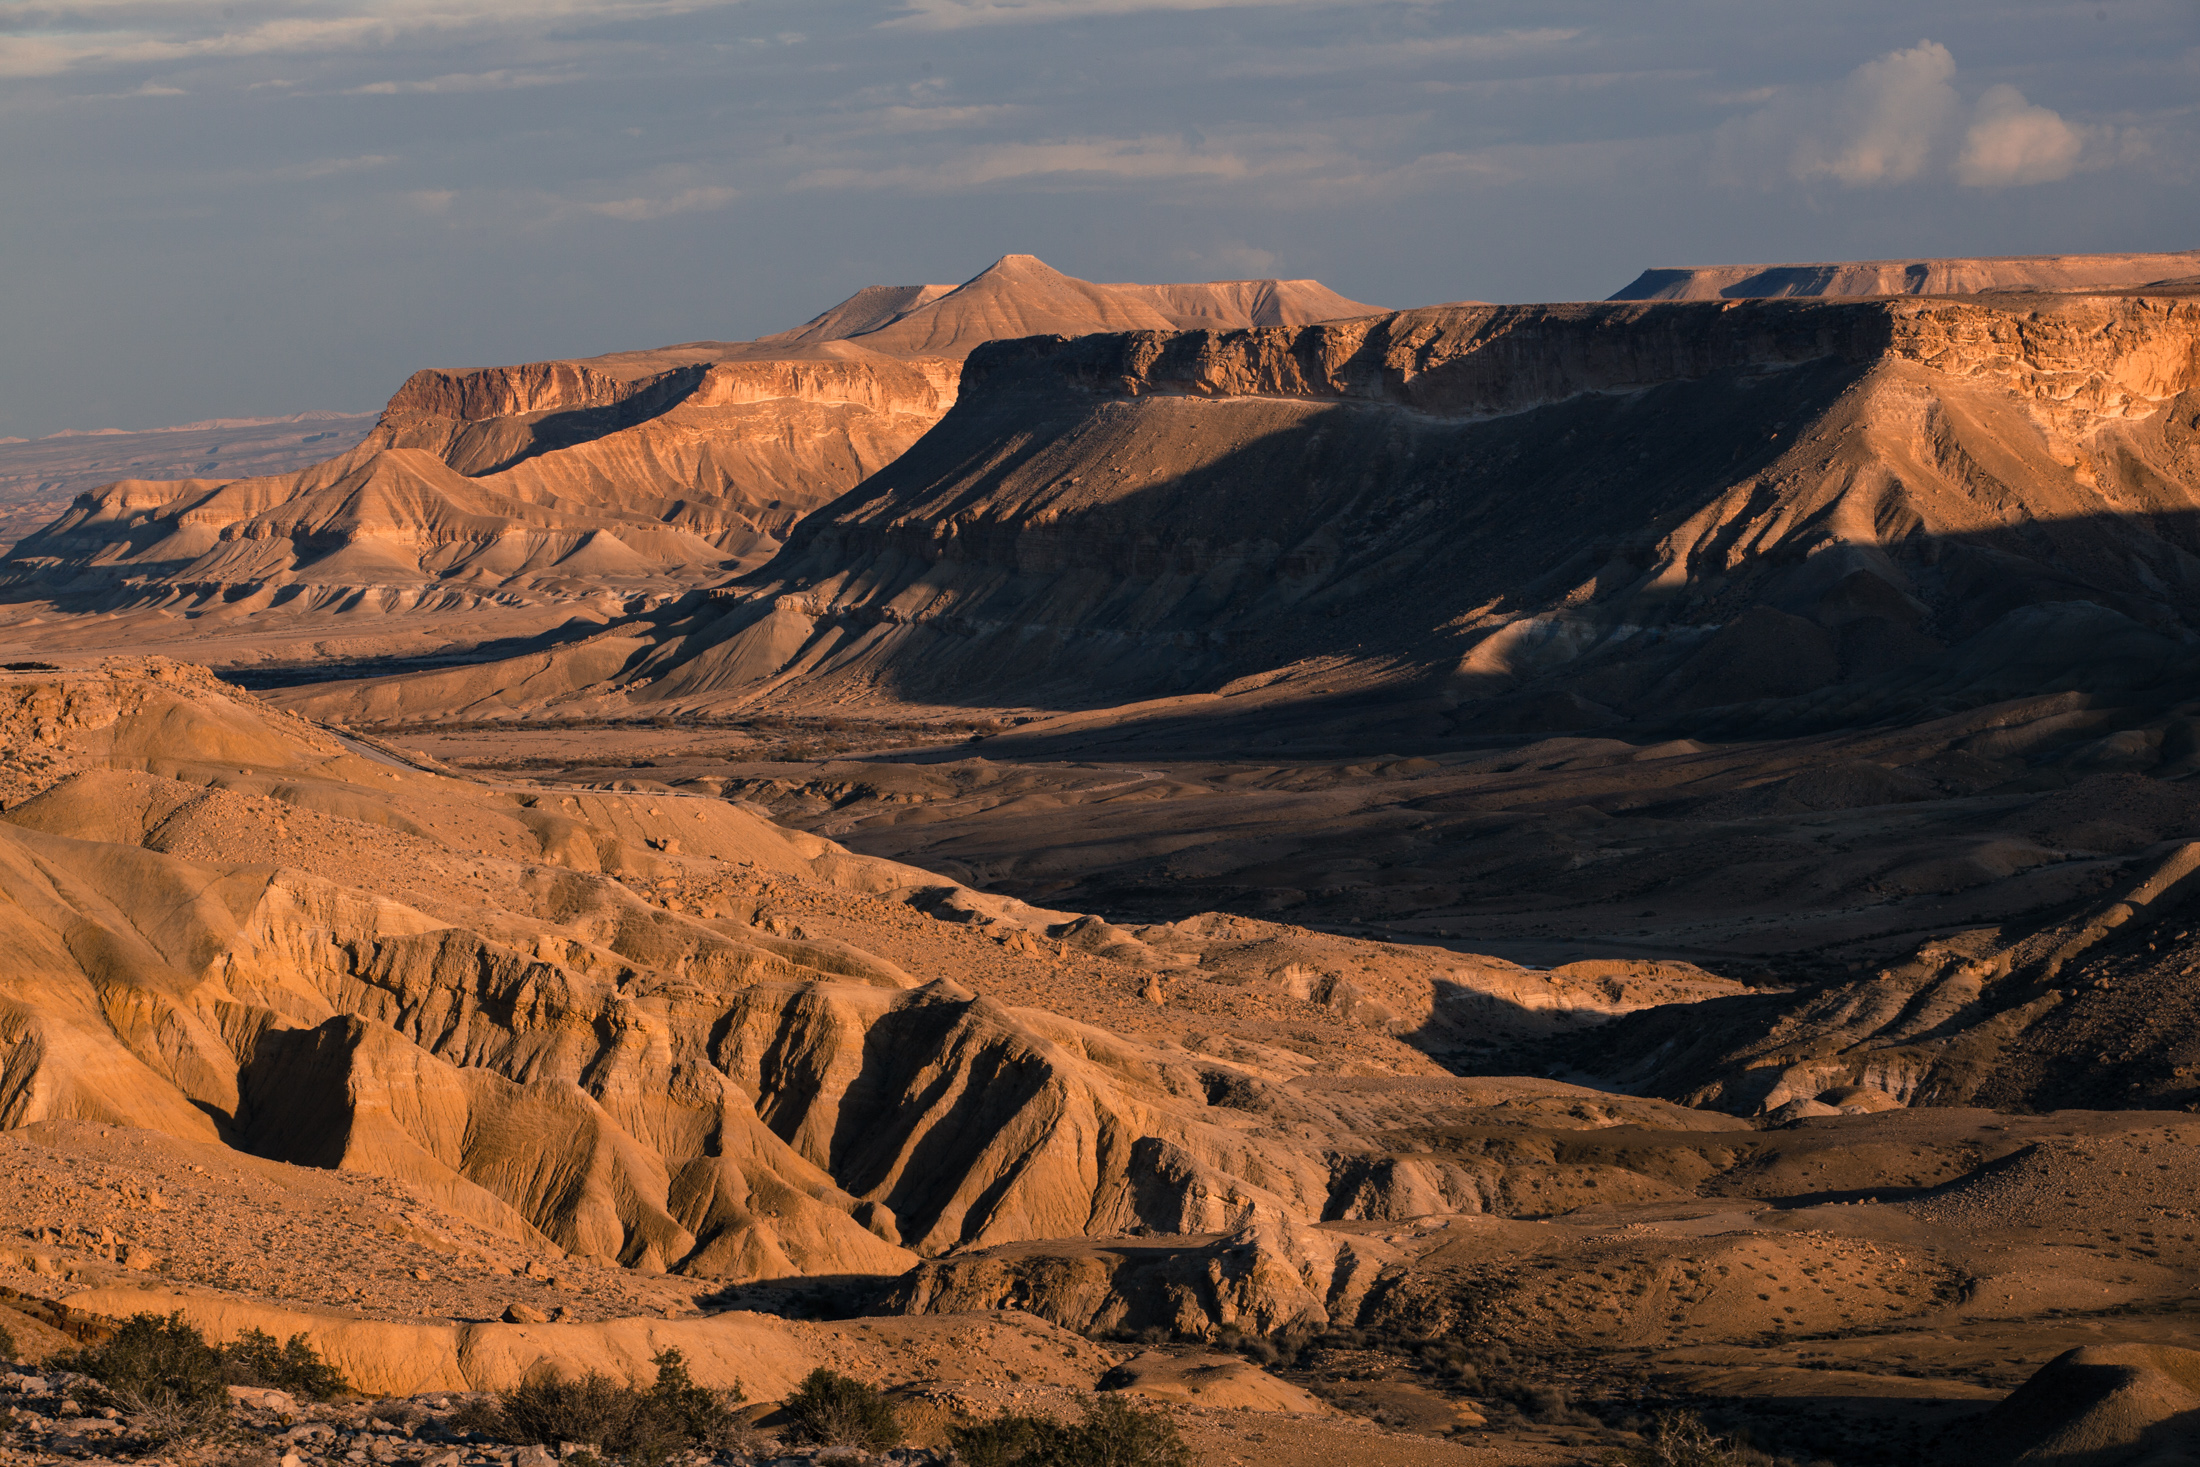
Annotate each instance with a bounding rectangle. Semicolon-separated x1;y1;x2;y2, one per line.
793;134;1267;191
1789;40;1957;186
583;184;738;219
347;70;575;96
1957;83;2083;186
0;2;739;80
274;153;400;180
887;0;1388;28
1214;28;1584;80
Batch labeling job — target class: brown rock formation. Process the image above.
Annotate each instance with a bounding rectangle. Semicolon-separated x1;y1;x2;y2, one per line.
514;290;2200;740
1609;249;2200;300
0;257;1378;636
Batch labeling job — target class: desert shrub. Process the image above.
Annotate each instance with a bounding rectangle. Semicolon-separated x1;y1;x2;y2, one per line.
1607;1411;1759;1467
946;1396;1189;1467
1054;1395;1193;1467
949;1410;1068;1467
0;1325;15;1365
219;1327;349;1400
1509;1382;1600;1427
641;1347;747;1453
491;1349;745;1465
61;1312;227;1443
781;1368;901;1449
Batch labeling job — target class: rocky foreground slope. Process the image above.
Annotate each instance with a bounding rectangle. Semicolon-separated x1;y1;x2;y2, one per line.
0;258;1375;666
0;660;1732;1293
8;663;2200;1464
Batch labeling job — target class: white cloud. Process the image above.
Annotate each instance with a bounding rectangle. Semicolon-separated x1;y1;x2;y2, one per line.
1957;83;2083;186
1790;40;1957;186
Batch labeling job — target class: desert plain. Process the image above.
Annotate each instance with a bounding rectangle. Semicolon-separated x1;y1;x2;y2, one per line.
2;251;2200;1467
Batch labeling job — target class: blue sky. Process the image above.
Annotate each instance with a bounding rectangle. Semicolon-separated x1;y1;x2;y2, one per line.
1;0;2193;436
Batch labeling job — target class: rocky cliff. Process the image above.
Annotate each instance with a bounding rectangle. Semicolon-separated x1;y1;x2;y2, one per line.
1609;248;2200;300
0;257;1376;628
585;291;2200;740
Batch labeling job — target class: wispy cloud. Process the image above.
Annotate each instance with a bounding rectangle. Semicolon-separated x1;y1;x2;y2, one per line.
793;133;1273;191
273;152;400;180
0;1;739;79
347;69;576;95
1214;28;1584;80
887;0;1389;28
584;183;738;219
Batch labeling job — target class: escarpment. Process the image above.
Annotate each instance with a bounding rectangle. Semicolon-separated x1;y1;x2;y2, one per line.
0;256;1377;636
572;291;2200;736
1609;248;2200;301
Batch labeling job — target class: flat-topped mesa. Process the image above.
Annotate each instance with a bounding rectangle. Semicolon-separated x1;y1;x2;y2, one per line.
378;360;664;424
618;290;2200;728
957;293;2200;420
1;253;1378;619
1611;247;2200;301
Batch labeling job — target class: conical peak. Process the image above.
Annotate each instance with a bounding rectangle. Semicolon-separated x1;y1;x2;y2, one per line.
965;253;1069;285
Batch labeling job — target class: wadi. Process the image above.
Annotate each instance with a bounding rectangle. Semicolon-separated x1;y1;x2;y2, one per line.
2;249;2199;1467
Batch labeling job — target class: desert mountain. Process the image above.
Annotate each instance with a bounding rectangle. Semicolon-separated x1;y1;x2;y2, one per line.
376;289;2200;745
1609;248;2200;300
0;257;1378;674
0;411;376;557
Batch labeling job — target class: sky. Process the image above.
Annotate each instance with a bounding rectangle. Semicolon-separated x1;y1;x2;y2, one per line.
1;0;2194;438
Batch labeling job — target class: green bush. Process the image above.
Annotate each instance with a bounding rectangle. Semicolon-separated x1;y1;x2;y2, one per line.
946;1396;1191;1467
218;1328;350;1400
491;1348;746;1466
1056;1394;1193;1467
949;1410;1068;1467
61;1312;227;1444
781;1367;901;1450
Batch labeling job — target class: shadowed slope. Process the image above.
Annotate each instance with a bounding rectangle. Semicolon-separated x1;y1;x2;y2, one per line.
483;291;2200;742
1612;249;2200;300
0;256;1381;641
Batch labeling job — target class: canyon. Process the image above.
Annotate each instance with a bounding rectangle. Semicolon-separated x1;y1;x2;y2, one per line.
3;251;2200;1466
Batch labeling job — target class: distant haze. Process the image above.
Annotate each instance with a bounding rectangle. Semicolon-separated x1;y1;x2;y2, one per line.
1;1;2192;438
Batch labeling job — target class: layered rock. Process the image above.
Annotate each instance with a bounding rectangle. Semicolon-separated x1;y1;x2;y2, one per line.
1609;249;2200;300
544;291;2200;739
4;660;1715;1310
0;257;1378;627
1564;831;2200;1116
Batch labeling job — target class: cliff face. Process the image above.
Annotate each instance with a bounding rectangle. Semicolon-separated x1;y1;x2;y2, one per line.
1609;249;2200;301
1;256;1371;620
628;292;2200;732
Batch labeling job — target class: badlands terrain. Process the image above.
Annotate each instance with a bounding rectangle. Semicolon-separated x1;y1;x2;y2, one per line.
4;250;2200;1466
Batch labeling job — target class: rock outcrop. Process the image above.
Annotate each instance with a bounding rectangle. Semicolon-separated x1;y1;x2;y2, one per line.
0;258;1378;628
1610;249;2200;300
2;660;1727;1313
1563;832;2200;1116
510;290;2200;740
